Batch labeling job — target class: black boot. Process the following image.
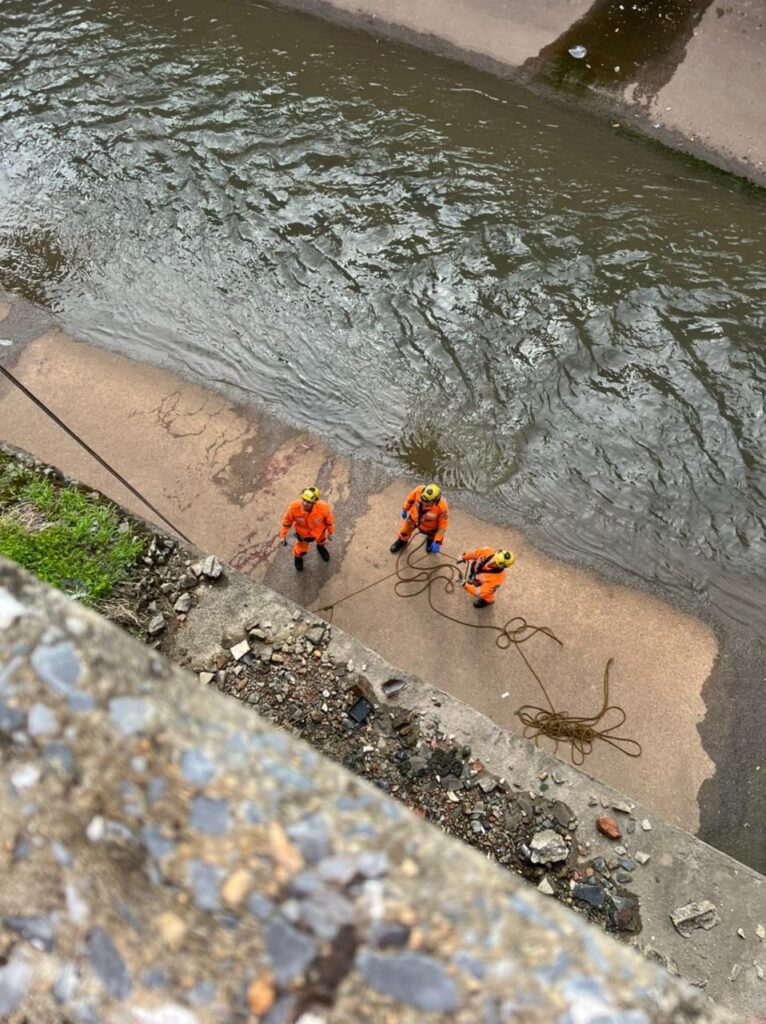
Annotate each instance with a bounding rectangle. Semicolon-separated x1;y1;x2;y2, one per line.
474;597;489;608
317;545;330;562
390;538;406;554
294;556;304;572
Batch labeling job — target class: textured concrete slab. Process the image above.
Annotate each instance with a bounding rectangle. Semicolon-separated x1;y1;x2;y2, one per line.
0;323;718;838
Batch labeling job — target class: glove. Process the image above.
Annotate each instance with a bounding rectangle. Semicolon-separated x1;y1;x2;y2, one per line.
326;535;333;543
401;509;408;519
281;538;288;547
429;541;441;554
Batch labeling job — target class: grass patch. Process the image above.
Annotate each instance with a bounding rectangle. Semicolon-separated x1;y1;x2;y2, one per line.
0;456;145;605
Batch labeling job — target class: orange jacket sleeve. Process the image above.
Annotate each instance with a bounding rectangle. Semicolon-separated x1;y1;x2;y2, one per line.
323;503;335;536
280;504;296;540
464;575;503;601
434;500;449;543
403;488;419;514
461;546;493;562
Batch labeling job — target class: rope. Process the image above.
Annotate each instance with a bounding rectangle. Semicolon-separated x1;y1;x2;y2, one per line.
0;362;192;543
316;537;641;764
517;658;642;766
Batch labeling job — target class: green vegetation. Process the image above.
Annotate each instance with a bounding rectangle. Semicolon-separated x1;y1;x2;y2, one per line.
0;454;145;605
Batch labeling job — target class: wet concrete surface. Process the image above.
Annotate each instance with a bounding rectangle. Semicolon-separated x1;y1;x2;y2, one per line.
0;306;750;859
274;0;766;185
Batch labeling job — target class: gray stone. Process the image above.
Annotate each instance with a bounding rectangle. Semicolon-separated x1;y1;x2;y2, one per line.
265;919;317;985
0;959;32;1015
180;748;216;786
641;819;652;831
573;884;606;908
10;763;41;789
31;642;82;694
173;593;192;614
230;640;250;661
634;851;650;865
43;743;75;778
301;888;356;939
287;813;331;863
141;825;175;861
357;951;459;1013
247;893;275;921
178;572;198;590
189;796;230;836
612;800;633;814
4;913;55;951
51;840;71;866
147;614;166;635
529;829;568;865
27;702;58;736
0;701;25;733
53;962;79;1004
372;922;411;948
199;555;223;579
537;877;555;896
187;860;220;911
317;855;358;886
670;901;721;938
109;696;155;736
86;927;132;1000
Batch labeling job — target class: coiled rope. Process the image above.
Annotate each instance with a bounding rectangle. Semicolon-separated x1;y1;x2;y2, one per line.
315;538;641;764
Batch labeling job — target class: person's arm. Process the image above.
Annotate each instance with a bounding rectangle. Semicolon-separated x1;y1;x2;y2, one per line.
280;506;294;540
435;502;449;544
403;488;418;515
325;504;335;537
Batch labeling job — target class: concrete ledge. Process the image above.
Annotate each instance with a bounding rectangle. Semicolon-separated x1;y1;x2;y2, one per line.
0;558;736;1022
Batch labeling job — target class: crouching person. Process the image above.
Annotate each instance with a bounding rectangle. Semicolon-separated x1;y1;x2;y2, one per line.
457;548;515;607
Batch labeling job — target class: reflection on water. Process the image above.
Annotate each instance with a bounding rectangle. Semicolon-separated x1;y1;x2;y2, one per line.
1;0;765;633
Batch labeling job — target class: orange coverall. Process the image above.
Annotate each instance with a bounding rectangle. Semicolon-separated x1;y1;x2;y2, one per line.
280;500;335;557
461;547;507;604
398;486;449;544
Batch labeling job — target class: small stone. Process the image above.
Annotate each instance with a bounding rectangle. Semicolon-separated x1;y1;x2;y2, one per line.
31;642;82;694
109;696;155;736
189;796;230;836
147;614;165;635
670;901;720;938
198;672;214;685
0;959;32;1016
287;814;331;864
271;652;285;665
155;912;187;950
357;952;458;1013
4;914;55;951
573;884;606;908
87;927;132;1000
615;870;632;884
612;800;632;814
641;818;652;831
756;966;764;980
222;868;253;907
173;593;192;614
756;924;765;940
634;851;650;865
247;975;276;1015
614;845;627;857
529;829;568;864
177;571;198;589
27;703;58;737
729;963;741;982
199;555;223;579
596;816;621;840
265;919;317;985
53;962;78;1004
537;877;555;896
188;860;220;911
372;922;411;948
230;640;250;661
180;748;216;786
10;763;41;789
87;815;105;842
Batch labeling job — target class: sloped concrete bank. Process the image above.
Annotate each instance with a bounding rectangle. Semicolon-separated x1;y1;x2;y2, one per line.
1;446;764;1019
268;0;766;188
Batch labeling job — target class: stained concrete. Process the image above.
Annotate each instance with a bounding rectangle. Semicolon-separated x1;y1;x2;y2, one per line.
0;314;720;835
269;0;766;186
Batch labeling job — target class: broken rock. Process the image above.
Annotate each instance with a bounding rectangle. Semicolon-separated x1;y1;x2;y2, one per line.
596;816;621;840
670;901;720;938
529;829;568;865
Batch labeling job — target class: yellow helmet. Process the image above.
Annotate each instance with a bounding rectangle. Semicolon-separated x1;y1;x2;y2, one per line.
421;483;441;504
493;549;515;568
301;486;320;504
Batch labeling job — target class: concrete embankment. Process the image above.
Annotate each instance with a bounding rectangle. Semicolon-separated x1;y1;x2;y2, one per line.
0;297;720;837
269;0;766;187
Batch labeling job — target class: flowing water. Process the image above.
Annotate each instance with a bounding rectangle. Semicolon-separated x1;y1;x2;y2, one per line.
1;0;765;635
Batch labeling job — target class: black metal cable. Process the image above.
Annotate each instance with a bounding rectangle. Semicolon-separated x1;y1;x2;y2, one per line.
0;362;193;544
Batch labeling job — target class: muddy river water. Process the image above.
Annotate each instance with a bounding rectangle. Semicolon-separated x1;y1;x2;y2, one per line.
1;4;765;634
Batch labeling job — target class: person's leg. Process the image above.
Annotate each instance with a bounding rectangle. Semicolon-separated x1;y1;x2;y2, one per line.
316;533;330;561
474;597;490;608
293;537;309;570
391;517;415;553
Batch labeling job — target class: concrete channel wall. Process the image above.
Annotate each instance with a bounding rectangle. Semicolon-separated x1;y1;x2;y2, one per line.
270;0;766;187
0;560;739;1024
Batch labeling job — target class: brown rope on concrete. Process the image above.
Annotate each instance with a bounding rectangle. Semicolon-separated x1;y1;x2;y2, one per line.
315;539;641;764
516;657;642;766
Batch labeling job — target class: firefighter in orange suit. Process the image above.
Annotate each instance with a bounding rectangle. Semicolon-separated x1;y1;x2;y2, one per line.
280;487;335;572
457;548;515;607
390;483;449;555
